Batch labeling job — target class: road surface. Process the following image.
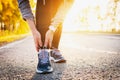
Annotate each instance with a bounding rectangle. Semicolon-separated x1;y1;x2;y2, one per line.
0;33;120;80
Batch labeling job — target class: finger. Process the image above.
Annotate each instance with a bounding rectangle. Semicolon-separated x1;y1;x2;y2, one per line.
48;40;52;48
44;38;48;48
38;39;42;47
35;39;40;52
35;43;39;52
36;47;39;52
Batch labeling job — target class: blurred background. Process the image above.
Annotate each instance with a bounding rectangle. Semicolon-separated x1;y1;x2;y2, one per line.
0;0;120;45
63;0;120;32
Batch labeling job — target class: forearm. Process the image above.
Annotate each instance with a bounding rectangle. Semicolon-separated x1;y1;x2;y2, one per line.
26;19;37;34
18;0;37;34
18;0;42;51
26;19;42;51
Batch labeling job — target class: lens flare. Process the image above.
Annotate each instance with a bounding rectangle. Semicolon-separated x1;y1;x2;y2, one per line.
63;0;119;32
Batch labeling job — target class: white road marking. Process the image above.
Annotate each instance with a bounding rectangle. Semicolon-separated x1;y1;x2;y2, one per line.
0;36;32;50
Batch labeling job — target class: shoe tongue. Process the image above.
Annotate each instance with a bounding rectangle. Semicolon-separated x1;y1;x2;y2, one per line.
39;49;49;57
41;58;49;64
39;50;49;64
52;49;61;55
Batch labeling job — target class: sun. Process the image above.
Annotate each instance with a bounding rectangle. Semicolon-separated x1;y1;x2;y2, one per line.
63;0;110;32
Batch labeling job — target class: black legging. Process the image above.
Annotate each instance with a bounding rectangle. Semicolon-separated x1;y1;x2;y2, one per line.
35;0;63;49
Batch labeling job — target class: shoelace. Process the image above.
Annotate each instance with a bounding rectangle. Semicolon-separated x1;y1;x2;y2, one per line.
39;46;48;58
39;47;49;64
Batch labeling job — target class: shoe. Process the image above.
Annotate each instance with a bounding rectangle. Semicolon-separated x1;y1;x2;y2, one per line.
36;49;53;74
50;49;66;63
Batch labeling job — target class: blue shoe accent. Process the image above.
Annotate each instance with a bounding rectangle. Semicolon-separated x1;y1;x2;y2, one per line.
36;49;53;74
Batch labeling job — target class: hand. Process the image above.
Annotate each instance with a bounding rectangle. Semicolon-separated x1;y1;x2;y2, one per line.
44;30;54;48
32;30;42;52
26;19;42;52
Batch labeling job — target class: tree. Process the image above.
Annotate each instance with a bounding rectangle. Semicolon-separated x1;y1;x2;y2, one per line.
0;0;31;35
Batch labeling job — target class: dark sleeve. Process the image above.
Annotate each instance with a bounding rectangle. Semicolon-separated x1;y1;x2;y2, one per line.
17;0;34;21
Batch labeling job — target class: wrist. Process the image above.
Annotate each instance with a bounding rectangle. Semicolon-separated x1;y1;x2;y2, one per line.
32;29;38;34
48;29;54;34
49;26;56;33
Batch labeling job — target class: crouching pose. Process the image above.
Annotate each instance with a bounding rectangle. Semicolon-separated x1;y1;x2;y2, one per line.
18;0;73;73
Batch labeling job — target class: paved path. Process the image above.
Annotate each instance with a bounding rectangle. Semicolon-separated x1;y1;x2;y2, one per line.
0;33;120;80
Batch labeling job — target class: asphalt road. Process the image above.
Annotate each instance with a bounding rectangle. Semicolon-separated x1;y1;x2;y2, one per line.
0;33;120;80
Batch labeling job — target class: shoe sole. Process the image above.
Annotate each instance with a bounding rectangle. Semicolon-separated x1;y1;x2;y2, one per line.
50;57;66;63
36;67;53;74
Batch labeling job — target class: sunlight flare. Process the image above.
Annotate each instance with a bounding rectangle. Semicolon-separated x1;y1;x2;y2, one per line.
63;0;119;32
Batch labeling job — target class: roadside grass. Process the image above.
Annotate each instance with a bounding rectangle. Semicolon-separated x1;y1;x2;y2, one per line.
0;32;31;46
0;30;120;46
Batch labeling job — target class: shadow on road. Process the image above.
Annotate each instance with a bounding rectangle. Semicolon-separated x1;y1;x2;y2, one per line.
32;62;67;80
